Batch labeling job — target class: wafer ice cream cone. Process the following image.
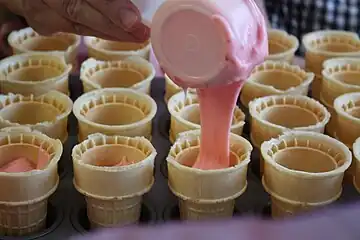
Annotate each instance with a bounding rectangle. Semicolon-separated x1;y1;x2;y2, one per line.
302;30;360;100
164;74;196;103
262;131;351;218
266;29;299;63
321;58;360;105
334;93;360;145
7;28;81;71
0;91;72;143
168;92;245;143
240;61;314;108
72;133;156;228
73;88;157;142
167;130;252;220
84;37;151;61
334;93;360;183
0;127;62;236
0;52;72;96
353;137;360;193
80;56;155;95
249;95;330;175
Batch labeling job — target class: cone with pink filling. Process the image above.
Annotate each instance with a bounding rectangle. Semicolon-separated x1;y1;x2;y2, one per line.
262;131;351;218
0;127;62;236
167;130;252;220
72;133;156;228
168;92;245;143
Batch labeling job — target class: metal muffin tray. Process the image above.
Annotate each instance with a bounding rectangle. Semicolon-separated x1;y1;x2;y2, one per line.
3;75;358;240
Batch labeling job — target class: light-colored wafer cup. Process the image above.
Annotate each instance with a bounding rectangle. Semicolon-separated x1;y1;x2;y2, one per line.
0;127;62;236
0;91;73;143
240;61;314;108
8;27;81;71
84;36;151;61
167;130;252;220
80;56;155;95
353;137;360;193
335;93;360;183
249;95;330;175
72;133;156;228
164;74;196;103
73;88;157;142
168;92;245;143
302;30;360;100
266;29;299;63
0;52;72;96
321;58;360;105
262;131;351;218
319;93;337;137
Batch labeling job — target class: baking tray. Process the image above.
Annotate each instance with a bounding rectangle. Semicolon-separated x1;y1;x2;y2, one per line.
2;75;359;240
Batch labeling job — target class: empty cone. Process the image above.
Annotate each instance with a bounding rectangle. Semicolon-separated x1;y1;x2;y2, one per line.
262;131;351;218
334;93;360;182
249;95;330;175
80;56;155;95
167;130;252;220
353;137;360;193
7;27;80;71
319;93;337;137
84;36;150;61
0;127;62;236
168;92;245;143
302;30;360;99
164;74;196;103
0;52;72;96
240;61;314;108
0;91;73;143
72;133;156;228
73;88;157;142
266;29;299;63
321;58;360;105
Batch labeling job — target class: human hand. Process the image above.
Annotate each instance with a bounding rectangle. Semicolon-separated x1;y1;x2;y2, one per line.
0;0;149;42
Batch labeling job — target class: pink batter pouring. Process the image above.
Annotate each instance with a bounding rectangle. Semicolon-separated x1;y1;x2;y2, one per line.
152;0;268;169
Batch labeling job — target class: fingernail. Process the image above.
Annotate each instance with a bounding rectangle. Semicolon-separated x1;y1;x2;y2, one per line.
119;9;138;29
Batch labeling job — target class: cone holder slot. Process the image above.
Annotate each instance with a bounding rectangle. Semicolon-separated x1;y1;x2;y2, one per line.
0;92;72;142
267;29;299;63
0;202;63;239
71;202;157;233
73;89;157;141
80;57;155;95
0;53;72;96
7;28;80;68
321;58;360;104
163;203;242;221
168;92;245;143
249;95;330;148
84;37;151;61
262;131;352;218
240;61;314;108
164;74;196;103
